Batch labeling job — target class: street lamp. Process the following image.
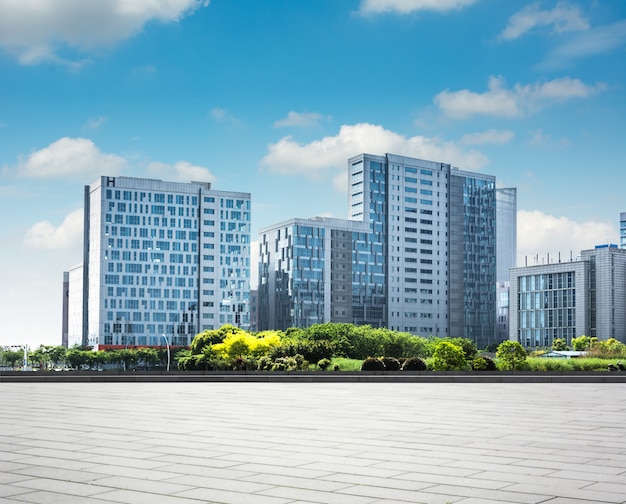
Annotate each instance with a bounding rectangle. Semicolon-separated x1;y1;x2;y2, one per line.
161;333;170;372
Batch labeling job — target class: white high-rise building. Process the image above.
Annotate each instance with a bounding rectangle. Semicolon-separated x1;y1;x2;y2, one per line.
69;176;251;349
259;153;503;349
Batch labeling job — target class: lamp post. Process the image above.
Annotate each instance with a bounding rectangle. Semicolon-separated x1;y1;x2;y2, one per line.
161;333;170;372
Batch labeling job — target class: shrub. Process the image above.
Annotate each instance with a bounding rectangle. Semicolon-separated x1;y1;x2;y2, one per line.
271;357;298;371
380;357;401;371
496;341;527;370
430;341;468;371
257;356;273;371
471;356;497;371
401;357;427;371
317;358;331;371
361;357;386;371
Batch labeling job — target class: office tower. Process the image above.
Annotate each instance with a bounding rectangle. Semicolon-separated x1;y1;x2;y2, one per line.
72;176;250;349
259;153;500;348
620;212;626;249
496;188;517;284
509;244;626;348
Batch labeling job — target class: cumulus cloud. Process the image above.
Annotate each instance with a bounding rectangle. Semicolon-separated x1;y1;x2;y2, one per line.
15;137;127;179
146;160;216;183
358;0;477;15
24;208;84;250
435;76;602;119
0;0;209;65
500;1;589;40
274;111;330;128
517;210;616;267
461;129;514;145
260;123;488;189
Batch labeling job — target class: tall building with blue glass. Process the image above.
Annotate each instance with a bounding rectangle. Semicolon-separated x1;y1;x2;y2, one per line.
70;176;251;349
258;153;501;348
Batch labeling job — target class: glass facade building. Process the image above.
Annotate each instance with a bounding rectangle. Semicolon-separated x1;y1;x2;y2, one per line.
258;153;501;348
72;176;251;349
509;245;626;347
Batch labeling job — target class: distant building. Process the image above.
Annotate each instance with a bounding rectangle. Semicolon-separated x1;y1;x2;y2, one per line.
496;188;517;284
495;282;510;345
259;153;504;348
67;176;251;349
509;244;626;348
249;289;259;333
620;212;626;249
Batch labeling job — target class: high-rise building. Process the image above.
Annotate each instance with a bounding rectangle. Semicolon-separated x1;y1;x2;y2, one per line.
509;244;626;348
620;212;626;249
496;188;517;284
68;176;251;349
259;153;502;348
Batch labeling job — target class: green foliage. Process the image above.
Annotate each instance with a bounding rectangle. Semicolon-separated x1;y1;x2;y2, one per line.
317;358;331;371
330;357;362;371
588;338;626;358
380;357;401;371
401;357;427;371
360;357;386;371
270;339;334;363
190;325;242;354
447;338;478;360
551;338;568;351
471;356;497;371
1;350;25;368
571;335;592;351
430;341;468;371
496;341;527;370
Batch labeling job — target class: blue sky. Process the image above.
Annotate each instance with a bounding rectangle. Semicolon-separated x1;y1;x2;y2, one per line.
1;0;625;348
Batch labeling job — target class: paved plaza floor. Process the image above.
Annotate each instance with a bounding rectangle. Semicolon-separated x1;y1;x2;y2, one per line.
0;382;625;504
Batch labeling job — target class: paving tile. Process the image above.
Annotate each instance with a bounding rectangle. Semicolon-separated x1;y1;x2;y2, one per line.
1;382;626;504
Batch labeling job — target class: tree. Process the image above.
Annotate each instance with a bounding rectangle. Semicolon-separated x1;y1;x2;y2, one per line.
65;348;90;370
571;335;592;351
137;348;159;370
2;350;25;369
552;338;568;351
496;341;527;370
430;341;467;371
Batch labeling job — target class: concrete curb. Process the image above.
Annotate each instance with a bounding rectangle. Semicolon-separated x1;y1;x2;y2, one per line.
2;370;626;383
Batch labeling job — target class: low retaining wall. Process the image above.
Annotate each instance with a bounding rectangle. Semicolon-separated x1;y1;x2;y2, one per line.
2;371;626;383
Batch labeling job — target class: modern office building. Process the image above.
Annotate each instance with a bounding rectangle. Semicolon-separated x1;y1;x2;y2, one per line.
63;263;84;348
509;244;626;348
259;153;501;348
496;188;517;284
620;212;626;249
67;176;251;349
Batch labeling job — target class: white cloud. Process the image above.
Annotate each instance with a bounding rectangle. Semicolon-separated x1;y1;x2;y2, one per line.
274;111;330;128
146;160;216;183
461;129;514;145
0;0;209;65
24;208;83;250
517;210;616;267
260;123;488;188
435;76;602;119
210;107;241;125
358;0;477;15
540;20;626;69
501;1;589;40
528;129;570;148
15;137;127;179
84;116;106;130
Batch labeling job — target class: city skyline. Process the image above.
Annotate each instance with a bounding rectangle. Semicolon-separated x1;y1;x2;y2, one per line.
1;0;625;347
